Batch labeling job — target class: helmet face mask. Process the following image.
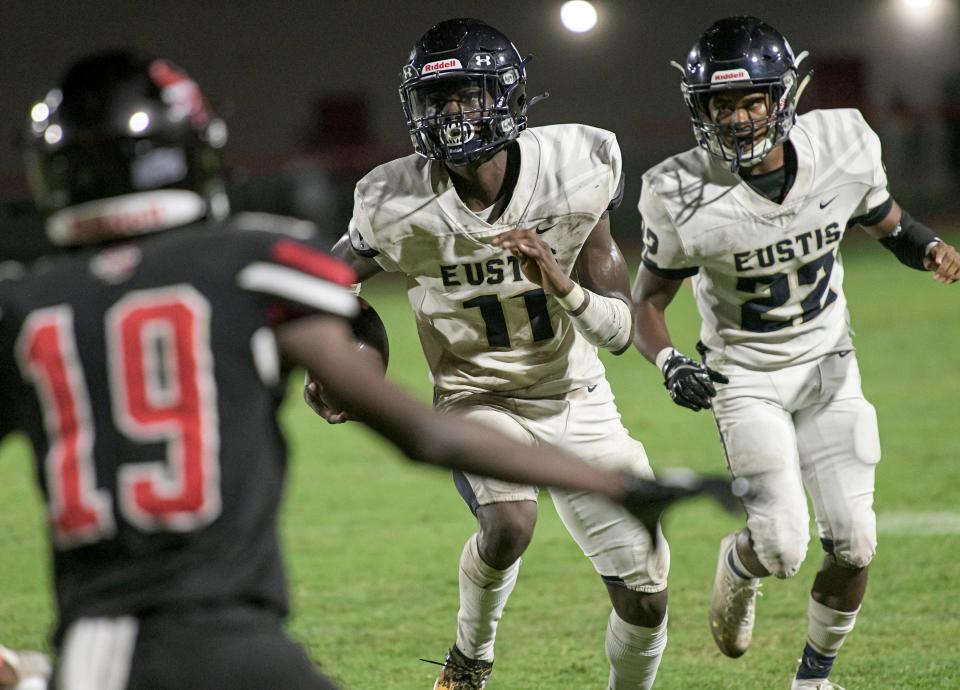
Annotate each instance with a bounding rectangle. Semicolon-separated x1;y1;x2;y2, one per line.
24;50;228;245
677;16;808;171
399;18;529;165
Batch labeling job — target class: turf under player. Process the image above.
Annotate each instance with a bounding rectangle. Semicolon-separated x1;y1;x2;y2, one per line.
306;17;671;690
631;16;960;690
2;49;728;690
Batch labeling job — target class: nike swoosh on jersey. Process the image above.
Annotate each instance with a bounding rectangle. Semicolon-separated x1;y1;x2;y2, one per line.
587;383;598;392
819;196;839;209
534;223;558;235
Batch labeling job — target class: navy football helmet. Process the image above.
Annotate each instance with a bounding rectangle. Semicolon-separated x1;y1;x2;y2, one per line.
24;50;229;245
399;18;534;165
675;16;811;171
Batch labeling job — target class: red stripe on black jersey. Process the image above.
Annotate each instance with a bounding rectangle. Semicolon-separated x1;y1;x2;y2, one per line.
271;240;356;287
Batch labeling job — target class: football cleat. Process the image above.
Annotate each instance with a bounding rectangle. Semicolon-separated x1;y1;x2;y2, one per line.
791;679;845;690
430;645;493;690
709;532;762;658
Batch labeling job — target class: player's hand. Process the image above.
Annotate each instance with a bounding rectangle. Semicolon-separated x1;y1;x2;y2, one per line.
620;470;750;540
662;351;729;411
303;371;352;424
492;228;573;296
924;240;960;284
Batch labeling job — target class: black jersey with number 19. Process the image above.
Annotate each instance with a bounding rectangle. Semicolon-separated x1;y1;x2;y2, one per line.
0;220;357;640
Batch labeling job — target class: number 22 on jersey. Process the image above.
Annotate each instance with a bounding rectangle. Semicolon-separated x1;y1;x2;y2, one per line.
15;285;220;548
738;251;838;332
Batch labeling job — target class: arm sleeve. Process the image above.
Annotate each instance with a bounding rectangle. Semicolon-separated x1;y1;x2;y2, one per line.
638;182;699;279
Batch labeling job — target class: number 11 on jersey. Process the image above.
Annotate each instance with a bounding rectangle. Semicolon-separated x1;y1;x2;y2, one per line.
463;289;555;348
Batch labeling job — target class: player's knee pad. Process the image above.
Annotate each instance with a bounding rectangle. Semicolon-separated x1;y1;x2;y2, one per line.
747;512;809;578
755;531;808;579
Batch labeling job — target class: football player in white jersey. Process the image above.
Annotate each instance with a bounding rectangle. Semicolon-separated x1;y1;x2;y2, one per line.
307;17;671;690
631;16;960;690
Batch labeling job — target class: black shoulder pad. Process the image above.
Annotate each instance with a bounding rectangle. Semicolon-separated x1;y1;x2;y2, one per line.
349;225;379;258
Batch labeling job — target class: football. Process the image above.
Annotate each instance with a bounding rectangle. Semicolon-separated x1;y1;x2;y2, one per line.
351;296;389;372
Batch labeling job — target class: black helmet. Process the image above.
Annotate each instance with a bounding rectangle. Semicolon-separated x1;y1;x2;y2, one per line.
24;50;229;245
399;18;531;165
675;16;810;171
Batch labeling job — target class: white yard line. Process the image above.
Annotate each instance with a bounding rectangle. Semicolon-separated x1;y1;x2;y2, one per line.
875;511;960;536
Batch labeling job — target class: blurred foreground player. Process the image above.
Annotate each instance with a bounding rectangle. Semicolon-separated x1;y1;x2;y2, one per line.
2;51;737;690
631;16;959;689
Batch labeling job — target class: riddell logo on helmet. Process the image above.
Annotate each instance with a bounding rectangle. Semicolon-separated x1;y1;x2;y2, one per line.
70;207;163;240
711;69;751;83
422;59;463;74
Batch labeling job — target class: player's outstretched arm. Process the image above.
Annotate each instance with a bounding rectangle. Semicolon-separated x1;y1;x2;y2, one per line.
281;313;624;494
303;297;389;424
860;199;960;284
493;215;633;353
632;266;727;411
303;233;389;423
278;313;742;532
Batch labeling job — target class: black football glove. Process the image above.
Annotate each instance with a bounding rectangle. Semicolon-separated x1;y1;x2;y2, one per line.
621;470;750;540
661;351;729;411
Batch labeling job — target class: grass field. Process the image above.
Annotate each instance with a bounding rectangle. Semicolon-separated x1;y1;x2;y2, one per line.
1;240;959;689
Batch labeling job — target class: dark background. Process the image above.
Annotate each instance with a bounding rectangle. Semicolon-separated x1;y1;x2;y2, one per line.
2;0;959;246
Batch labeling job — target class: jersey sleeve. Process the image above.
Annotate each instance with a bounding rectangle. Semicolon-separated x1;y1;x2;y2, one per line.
346;183;402;272
236;236;359;323
601;133;626;212
638;181;699;279
850;110;891;219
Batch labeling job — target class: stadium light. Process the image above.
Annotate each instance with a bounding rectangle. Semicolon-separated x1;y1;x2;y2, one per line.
892;0;949;28
561;1;598;34
128;111;150;134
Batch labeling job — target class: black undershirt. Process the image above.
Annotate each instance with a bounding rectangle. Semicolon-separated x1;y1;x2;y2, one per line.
739;140;797;204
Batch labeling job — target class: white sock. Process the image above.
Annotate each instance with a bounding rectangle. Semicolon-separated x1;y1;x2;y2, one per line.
455;533;521;662
605;609;668;690
807;596;859;655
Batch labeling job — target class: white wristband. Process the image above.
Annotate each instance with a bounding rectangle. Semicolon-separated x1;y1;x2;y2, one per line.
655;347;678;372
555;283;586;312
